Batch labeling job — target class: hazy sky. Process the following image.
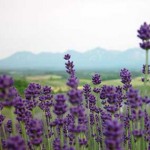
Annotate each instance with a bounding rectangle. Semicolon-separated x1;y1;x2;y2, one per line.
0;0;150;58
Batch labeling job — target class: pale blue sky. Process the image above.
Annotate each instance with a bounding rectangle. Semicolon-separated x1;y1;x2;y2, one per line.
0;0;150;58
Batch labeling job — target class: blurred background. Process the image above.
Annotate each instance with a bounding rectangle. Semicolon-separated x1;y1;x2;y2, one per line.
0;0;150;95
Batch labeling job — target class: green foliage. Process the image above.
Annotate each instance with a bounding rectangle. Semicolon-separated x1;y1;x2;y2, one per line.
14;78;29;96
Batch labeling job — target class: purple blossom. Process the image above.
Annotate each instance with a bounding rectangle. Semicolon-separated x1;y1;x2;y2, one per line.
64;54;71;60
5;120;12;134
68;123;87;133
142;96;150;104
0;114;5;126
83;84;91;108
25;83;42;100
100;85;121;114
5;136;26;150
25;99;37;111
70;106;85;116
42;85;52;95
137;22;150;41
27;119;43;146
65;60;75;75
83;84;91;96
100;85;107;99
93;87;101;93
130;109;144;121
53;94;67;116
140;41;150;50
138;22;150;50
0;102;3;110
90;113;95;125
67;89;83;105
88;94;96;104
120;68;132;91
132;129;144;138
142;64;150;74
104;119;123;150
79;138;88;147
0;75;18;107
63;145;75;150
0;75;14;88
39;90;53;112
13;96;32;122
126;88;142;109
92;73;101;85
53;138;61;150
66;76;79;89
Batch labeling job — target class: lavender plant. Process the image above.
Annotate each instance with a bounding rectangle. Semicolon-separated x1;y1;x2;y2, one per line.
0;23;150;150
138;22;150;84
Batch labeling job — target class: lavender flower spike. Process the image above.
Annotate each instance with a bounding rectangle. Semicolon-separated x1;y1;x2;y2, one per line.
104;119;123;150
92;73;101;85
5;135;26;150
137;22;150;41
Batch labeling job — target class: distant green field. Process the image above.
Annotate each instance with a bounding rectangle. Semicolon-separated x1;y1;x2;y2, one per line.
14;73;150;97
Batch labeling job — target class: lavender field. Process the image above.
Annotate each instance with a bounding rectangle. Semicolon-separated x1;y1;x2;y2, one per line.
0;53;150;150
0;22;150;150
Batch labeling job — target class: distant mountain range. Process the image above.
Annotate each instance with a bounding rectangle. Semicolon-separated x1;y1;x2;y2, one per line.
0;47;147;71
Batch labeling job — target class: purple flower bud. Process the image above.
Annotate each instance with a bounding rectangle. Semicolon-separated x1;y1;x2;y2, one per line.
83;84;91;95
0;76;18;107
132;129;144;138
90;113;95;125
88;94;96;104
5;120;12;134
65;61;75;75
92;73;101;85
0;75;14;88
53;138;61;150
142;96;150;104
67;89;83;105
79;138;88;147
14;96;32;122
64;54;71;60
93;87;101;93
104;119;123;150
137;22;150;41
27;119;43;146
25;83;42;100
140;41;150;50
127;88;142;109
53;94;67;116
100;85;107;99
142;64;150;74
0;114;5;126
120;68;132;90
5;136;26;150
67;76;79;88
42;85;52;94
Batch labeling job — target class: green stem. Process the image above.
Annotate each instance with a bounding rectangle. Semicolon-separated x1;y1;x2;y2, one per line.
100;116;104;150
42;112;51;150
144;50;149;85
75;133;79;150
130;121;135;150
2;124;7;139
0;135;2;150
141;112;145;150
35;145;41;150
20;122;28;146
60;127;64;148
10;107;16;135
125;130;128;150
